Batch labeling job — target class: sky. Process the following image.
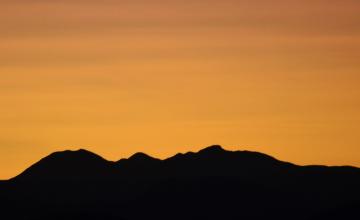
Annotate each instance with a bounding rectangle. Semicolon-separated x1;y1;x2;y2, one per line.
1;0;360;179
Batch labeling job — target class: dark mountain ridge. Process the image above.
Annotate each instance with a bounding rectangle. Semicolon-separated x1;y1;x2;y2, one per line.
1;145;360;220
10;145;302;182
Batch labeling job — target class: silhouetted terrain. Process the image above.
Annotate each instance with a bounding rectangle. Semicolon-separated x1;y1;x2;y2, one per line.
1;145;359;220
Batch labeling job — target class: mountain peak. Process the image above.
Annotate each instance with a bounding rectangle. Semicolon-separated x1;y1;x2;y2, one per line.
44;148;106;163
198;145;226;154
13;149;109;181
129;152;156;161
52;148;94;155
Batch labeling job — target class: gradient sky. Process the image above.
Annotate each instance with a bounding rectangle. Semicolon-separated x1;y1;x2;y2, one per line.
1;0;360;179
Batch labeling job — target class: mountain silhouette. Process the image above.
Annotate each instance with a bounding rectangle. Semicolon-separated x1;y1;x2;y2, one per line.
12;149;113;181
1;145;360;220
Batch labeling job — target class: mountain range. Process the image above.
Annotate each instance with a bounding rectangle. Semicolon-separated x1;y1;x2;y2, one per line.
1;145;359;220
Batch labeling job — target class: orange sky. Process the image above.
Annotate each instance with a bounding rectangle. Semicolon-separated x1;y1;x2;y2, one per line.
1;0;360;179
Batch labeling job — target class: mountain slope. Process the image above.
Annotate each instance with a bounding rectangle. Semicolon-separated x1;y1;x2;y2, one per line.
12;149;113;181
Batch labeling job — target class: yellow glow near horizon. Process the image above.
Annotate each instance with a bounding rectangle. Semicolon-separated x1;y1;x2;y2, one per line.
1;0;360;179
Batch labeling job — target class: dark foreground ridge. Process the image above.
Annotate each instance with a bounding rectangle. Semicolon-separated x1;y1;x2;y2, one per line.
1;145;359;220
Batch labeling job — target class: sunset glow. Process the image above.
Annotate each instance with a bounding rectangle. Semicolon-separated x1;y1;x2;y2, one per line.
1;0;360;179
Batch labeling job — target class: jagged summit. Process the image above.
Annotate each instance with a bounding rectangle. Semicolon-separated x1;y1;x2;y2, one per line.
166;145;225;162
165;151;196;161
